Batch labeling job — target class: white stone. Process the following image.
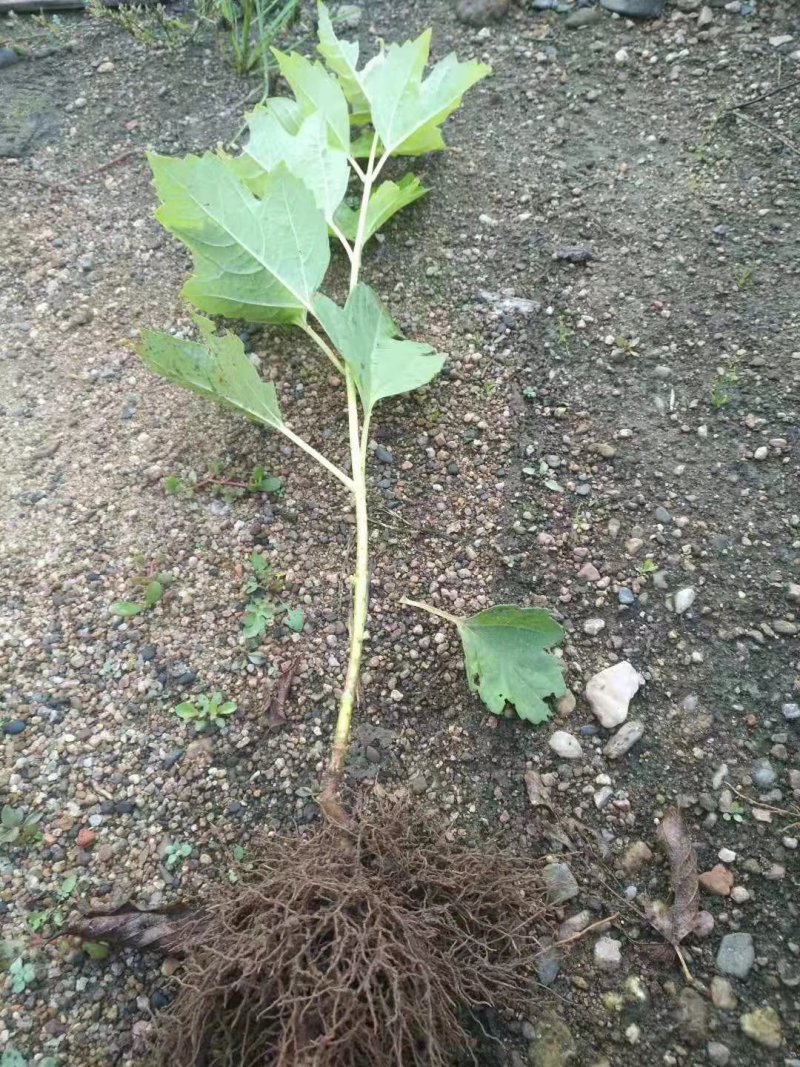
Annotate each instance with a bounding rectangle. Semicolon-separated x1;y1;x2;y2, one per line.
549;730;583;759
594;936;622;970
615;48;629;65
769;34;794;47
674;586;696;614
585;661;643;728
583;618;606;636
718;848;736;863
730;886;750;904
697;5;713;26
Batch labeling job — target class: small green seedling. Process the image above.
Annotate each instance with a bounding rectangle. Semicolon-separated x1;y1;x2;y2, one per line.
710;360;740;409
174;692;238;731
0;805;42;846
165;463;283;498
164;842;193;869
522;460;564;494
242;552;303;637
136;3;565;820
9;955;37;993
733;264;754;290
638;558;658;576
26;873;78;933
111;568;172;618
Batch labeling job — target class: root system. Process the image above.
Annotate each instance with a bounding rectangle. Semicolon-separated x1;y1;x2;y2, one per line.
153;802;548;1067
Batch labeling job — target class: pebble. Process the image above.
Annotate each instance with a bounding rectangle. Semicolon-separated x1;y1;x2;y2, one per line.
455;0;509;24
536;939;562;986
594;936;622;971
3;719;27;736
716;932;754;978
674;587;696;615
618;588;635;606
707;1042;730;1066
557;910;591;941
604;720;644;759
543;862;579;904
730;886;750;903
0;46;22;69
578;562;601;582
697;4;714;26
676;987;709;1045
622;840;653;873
699;864;733;896
710;976;737;1009
782;703;800;721
583;618;606;636
375;445;394;464
739;1006;783;1049
96;60;115;73
549;730;583;759
614;48;630;65
565;4;601;25
585;661;642;728
751;758;776;788
718;848;736;863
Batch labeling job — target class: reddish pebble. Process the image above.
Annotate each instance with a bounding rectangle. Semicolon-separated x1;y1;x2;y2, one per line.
699;864;733;897
77;827;97;850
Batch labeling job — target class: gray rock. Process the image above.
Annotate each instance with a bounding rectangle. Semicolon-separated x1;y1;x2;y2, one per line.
0;47;22;69
751;758;776;788
707;1042;730;1066
334;3;362;29
3;719;27;736
528;1012;575;1067
604;720;644;759
600;0;664;14
716;932;754;978
618;587;635;605
565;4;601;26
594;936;621;970
408;773;428;795
674;586;696;614
782;702;799;722
675;987;709;1045
455;0;509;25
543;862;579;904
654;506;672;524
536;939;562;986
375;445;394;464
739;1006;782;1049
583;618;606;636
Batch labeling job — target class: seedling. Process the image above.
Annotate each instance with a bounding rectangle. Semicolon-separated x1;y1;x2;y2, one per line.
164;842;193;869
734;264;754;290
9;955;36;993
0;805;42;846
710;360;740;409
242;552;303;637
111;562;173;618
165;462;282;498
174;692;237;731
638;558;658;576
26;873;78;934
84;11;569;1061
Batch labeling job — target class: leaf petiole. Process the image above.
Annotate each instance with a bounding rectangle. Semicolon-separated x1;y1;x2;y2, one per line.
400;597;461;627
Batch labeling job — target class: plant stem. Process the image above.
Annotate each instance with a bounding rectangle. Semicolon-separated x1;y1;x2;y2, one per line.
399;597;462;627
301;321;345;374
279;423;353;491
319;136;383;822
238;0;253;74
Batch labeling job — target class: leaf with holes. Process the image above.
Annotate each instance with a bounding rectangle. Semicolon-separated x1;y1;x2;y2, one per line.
457;605;566;723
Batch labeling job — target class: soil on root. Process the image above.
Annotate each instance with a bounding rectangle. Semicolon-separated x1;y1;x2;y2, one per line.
152;803;549;1067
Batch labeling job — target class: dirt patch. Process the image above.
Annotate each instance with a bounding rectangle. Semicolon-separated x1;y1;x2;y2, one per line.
0;1;798;1065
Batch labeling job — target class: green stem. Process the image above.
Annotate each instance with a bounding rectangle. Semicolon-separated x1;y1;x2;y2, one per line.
238;0;253;74
400;597;461;627
279;423;353;491
319;136;383;823
301;321;345;374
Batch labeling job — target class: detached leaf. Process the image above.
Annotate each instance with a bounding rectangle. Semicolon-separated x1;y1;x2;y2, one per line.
285;608;305;632
83;941;110;960
143;580;164;607
272;48;351;154
147;154;329;324
646;807;699;949
234;106;349;223
139;317;284;430
457;605;566;723
313;284;445;415
335;174;428;244
361;32;490;155
316;1;370;114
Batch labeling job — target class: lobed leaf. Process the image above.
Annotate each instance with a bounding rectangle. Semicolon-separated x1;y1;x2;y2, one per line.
457;605;566;723
233;107;349;224
315;1;370;115
139;317;284;430
360;33;491;156
147;154;329;324
273;47;351;154
335;174;428;244
313;284;445;415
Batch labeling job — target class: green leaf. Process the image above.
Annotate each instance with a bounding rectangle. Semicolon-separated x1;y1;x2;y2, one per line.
285;608;305;632
232;844;246;862
217;701;237;716
360;33;490;155
1;1049;27;1067
233;106;349;223
174;702;198;720
272;49;351;155
316;1;370;114
313;284;445;415
84;941;110;960
143;580;164;607
457;605;566;724
1;805;21;829
111;600;145;617
147;153;329;324
243;601;275;639
335;174;427;244
58;873;78;900
139;317;284;430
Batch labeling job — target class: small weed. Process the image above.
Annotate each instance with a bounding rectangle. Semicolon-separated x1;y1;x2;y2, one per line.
87;0;197;51
111;560;173;618
638;558;658;576
556;314;571;352
26;873;78;934
522;386;537;401
242;552;303;638
710;359;740;408
9;955;37;993
174;692;238;732
165;463;282;500
522;460;563;494
0;805;42;846
164;842;193;869
734;264;754;290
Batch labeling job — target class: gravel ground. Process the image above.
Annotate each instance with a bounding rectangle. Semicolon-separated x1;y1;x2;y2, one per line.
1;0;799;1064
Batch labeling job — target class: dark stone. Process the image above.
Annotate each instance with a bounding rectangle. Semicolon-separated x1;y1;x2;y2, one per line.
226;800;244;815
375;445;394;464
455;0;509;25
0;48;22;70
3;719;27;736
151;990;171;1010
163;748;184;769
600;0;664;16
140;644;157;662
114;800;135;815
618;588;635;606
555;246;594;264
173;670;197;687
